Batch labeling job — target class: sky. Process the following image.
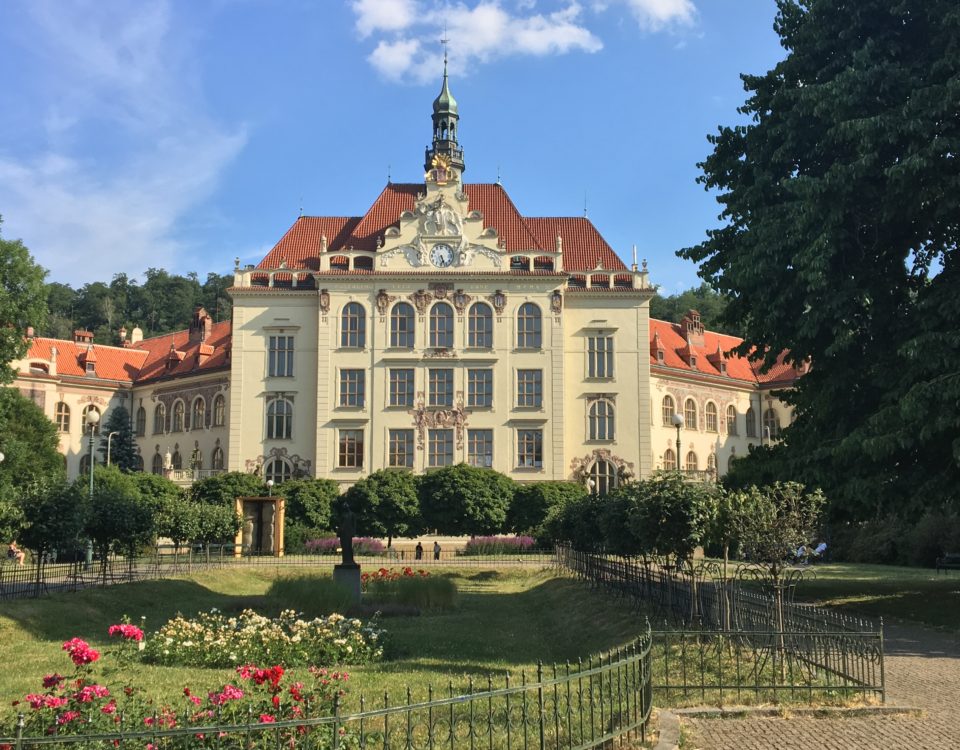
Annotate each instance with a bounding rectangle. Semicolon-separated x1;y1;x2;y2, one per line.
0;0;786;294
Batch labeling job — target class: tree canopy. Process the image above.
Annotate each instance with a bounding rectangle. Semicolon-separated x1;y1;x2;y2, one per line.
419;464;515;536
681;0;960;521
0;218;48;383
98;406;139;472
340;470;421;546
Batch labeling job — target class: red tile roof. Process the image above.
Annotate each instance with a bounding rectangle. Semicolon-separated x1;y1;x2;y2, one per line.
132;320;232;384
23;338;147;382
649;319;798;386
256;183;627;274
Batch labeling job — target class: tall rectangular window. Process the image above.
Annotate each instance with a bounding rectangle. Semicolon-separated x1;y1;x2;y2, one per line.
388;429;415;468
517;369;543;408
389;368;415;407
517;429;543;468
338;429;364;468
467;369;493;408
588;335;614;378
428;368;454;407
339;369;365;407
268;336;294;377
467;429;493;468
428;429;454;467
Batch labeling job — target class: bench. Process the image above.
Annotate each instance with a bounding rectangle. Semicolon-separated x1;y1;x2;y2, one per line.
935;553;960;574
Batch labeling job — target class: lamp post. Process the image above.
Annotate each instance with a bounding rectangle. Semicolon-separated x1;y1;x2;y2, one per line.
266;479;274;497
85;409;100;569
106;431;119;466
670;412;684;473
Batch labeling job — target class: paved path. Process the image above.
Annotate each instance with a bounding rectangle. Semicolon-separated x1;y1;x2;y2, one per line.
683;621;960;749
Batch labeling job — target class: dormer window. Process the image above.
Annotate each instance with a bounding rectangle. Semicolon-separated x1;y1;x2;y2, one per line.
85;362;95;374
689;355;697;368
657;349;664;363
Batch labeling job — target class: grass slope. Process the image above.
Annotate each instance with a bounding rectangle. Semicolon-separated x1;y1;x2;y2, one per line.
0;568;642;713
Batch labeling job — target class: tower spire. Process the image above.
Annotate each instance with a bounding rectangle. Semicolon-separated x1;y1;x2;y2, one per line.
425;37;464;175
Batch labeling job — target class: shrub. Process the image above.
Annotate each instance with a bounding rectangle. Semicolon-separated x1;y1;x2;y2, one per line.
142;609;384;668
362;567;457;611
339;470;421;546
283;522;329;554
266;575;358;618
460;535;537;555
843;518;901;565
905;511;960;567
419;464;515;535
508;481;587;537
280;478;338;530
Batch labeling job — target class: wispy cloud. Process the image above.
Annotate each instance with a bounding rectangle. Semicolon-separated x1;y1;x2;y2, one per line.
621;0;696;31
355;1;604;83
0;0;246;284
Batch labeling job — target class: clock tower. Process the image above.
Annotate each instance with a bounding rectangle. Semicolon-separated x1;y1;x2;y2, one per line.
424;51;465;175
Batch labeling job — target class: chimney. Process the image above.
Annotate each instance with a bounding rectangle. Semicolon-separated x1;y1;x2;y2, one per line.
25;326;35;339
680;310;705;348
73;329;94;344
118;326;127;344
189;307;213;343
49;346;58;376
130;327;143;345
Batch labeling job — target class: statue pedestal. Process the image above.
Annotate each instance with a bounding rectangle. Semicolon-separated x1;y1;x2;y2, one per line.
333;563;361;603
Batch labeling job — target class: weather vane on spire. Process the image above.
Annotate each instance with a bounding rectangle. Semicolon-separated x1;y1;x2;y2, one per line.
440;23;449;65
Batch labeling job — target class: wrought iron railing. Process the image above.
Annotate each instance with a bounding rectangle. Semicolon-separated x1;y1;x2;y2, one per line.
0;546;558;601
557;546;885;702
2;633;653;749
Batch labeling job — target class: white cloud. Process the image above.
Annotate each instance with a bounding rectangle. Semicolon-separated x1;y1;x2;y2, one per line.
622;0;696;31
0;1;246;284
363;1;603;83
352;0;418;38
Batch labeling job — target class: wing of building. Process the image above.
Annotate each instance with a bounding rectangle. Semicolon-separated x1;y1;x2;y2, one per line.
11;68;799;491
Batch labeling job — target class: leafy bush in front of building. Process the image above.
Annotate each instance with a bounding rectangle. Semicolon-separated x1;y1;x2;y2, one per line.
418;464;515;536
507;481;587;539
279;478;338;531
190;471;266;506
338;469;421;547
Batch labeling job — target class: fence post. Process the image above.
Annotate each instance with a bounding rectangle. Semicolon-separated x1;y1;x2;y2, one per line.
332;691;341;750
537;661;545;750
14;712;24;750
878;618;886;704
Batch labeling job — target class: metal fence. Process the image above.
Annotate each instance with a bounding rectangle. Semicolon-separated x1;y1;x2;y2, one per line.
2;633;653;749
0;546;557;601
557;546;885;703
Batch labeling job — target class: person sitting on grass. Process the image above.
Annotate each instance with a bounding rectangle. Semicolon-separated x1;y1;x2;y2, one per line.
7;540;26;566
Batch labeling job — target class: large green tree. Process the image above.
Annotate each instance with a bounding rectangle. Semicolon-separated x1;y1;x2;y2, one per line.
340;470;421;546
98;405;139;472
681;1;960;522
0;217;48;383
419;464;515;536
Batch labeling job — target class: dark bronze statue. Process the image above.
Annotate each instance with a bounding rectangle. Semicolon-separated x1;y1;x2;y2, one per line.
339;502;356;566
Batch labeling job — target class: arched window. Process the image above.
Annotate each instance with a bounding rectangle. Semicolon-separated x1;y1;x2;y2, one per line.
517;303;542;349
151;452;164;475
685;451;698;471
390;302;415;348
663;448;676;471
153;404;166;434
707;453;717;475
588;400;615;441
764;408;781;439
135;406;146;437
81;405;101;435
684;398;698;430
589;459;618;497
265;458;292;484
213;395;226;427
172;401;185;432
172;451;182;470
726;405;738;436
55;402;70;433
661;395;675;426
212;446;225;471
745;406;757;437
705;402;718;433
468;303;493;348
341;302;366;348
267;398;293;439
192;397;206;430
429;302;454;348
79;454;91;475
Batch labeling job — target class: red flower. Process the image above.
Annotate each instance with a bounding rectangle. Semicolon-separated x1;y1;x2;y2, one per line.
62;638;100;666
42;674;65;689
107;624;144;642
56;711;81;725
259;714;276;724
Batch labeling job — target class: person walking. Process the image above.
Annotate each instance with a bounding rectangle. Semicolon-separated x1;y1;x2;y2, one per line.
433;541;441;561
415;542;423;560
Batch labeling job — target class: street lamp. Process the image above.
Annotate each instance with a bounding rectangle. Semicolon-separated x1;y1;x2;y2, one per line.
85;409;100;569
670;412;684;473
266;479;274;497
106;431;120;466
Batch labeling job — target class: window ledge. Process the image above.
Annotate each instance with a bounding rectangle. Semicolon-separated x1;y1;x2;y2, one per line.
513;466;545;473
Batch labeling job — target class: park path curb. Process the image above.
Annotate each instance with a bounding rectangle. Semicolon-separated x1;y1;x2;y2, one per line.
653;709;681;750
671;704;923;720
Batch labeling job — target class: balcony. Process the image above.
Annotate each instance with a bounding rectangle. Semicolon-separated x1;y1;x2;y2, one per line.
167;469;225;487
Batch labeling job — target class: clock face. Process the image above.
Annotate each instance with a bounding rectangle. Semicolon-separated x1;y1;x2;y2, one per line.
431;243;454;268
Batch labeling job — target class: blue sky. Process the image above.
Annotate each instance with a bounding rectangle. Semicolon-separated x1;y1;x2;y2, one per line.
0;1;785;293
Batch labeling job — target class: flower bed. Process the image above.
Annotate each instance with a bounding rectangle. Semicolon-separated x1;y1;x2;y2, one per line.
304;537;387;556
8;624;350;746
460;535;537;556
359;566;429;591
141;608;384;668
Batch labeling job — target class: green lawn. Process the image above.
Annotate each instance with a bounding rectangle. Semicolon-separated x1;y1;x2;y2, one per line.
0;567;644;716
780;561;960;632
